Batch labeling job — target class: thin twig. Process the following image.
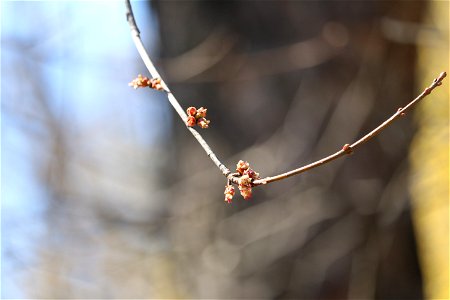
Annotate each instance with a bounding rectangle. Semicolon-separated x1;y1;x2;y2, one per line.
125;1;446;189
252;71;446;185
125;0;231;177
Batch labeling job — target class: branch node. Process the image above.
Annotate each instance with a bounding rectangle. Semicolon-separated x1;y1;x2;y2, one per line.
342;143;353;154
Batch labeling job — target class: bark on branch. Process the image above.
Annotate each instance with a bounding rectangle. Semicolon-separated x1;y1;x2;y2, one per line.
125;0;446;193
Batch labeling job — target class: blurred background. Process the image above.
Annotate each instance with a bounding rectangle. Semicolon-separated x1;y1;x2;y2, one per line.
1;1;448;299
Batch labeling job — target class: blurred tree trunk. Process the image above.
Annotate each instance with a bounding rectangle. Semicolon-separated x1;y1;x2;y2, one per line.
151;1;428;299
411;1;449;299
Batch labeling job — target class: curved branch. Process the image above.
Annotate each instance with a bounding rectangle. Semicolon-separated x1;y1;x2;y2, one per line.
125;0;231;177
252;71;446;185
125;1;446;190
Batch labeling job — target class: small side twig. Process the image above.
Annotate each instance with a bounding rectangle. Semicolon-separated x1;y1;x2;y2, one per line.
252;71;446;186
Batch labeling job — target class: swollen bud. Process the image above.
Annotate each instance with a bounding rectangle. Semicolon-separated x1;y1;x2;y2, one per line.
224;185;235;204
185;106;210;129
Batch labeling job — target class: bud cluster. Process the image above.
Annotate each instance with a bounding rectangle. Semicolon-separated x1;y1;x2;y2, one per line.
186;107;210;129
224;185;235;204
129;74;163;91
224;160;260;203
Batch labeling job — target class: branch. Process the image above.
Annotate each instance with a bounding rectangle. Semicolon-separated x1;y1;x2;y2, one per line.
252;71;447;186
125;1;446;201
125;0;231;177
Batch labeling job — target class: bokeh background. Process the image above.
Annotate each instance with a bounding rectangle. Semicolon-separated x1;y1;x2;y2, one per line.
2;1;448;299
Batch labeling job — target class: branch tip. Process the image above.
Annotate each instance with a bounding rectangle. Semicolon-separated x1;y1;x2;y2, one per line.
252;72;445;186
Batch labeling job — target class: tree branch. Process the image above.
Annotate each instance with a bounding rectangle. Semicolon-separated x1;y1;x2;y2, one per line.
125;0;231;177
125;1;446;193
252;71;446;186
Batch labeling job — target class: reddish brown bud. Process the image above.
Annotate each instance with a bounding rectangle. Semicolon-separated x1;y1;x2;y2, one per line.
185;106;210;128
186;116;196;127
186;107;197;117
236;160;250;175
238;174;252;187
424;87;431;95
233;160;260;201
243;168;260;180
197;117;210;129
238;186;252;200
129;74;151;89
149;78;163;90
224;185;235;203
196;107;207;118
397;107;406;116
342;143;353;154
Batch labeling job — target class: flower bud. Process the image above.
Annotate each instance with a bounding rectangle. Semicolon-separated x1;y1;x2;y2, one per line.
238;186;252;200
243;168;260;180
196;107;207;118
149;78;163;90
128;74;151;89
224;185;235;203
186;107;197;117
238;174;252;187
236;160;250;174
186;116;196;127
197;117;210;129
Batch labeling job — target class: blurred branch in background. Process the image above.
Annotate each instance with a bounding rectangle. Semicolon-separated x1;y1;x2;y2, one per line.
2;2;175;298
162;25;345;83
